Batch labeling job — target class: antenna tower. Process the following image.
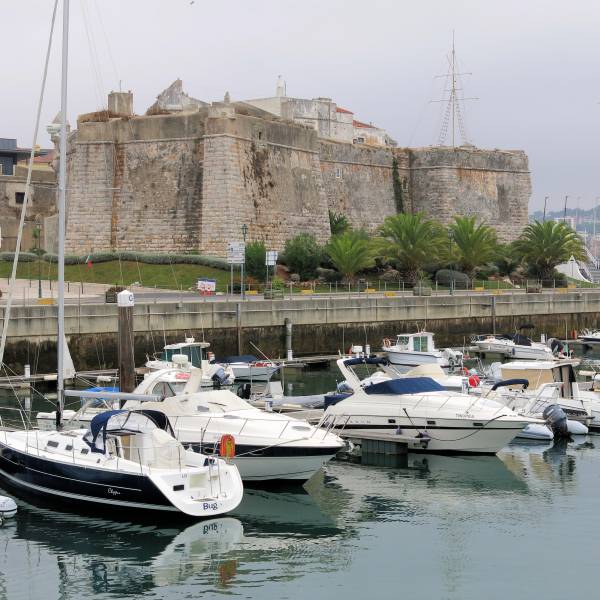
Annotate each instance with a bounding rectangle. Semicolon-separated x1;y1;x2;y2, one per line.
432;33;478;147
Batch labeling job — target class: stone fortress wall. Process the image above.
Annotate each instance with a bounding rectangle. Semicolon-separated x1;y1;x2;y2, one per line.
60;85;531;256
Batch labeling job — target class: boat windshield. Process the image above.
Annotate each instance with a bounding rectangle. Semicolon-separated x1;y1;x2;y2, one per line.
162;346;206;367
413;336;430;352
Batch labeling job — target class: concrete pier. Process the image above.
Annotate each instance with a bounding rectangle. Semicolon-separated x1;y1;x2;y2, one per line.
0;290;597;371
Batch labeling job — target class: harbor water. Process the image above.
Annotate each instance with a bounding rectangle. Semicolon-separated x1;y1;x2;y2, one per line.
0;362;599;599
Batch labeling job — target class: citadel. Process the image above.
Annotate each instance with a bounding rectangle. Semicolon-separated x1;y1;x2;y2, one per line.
4;78;531;256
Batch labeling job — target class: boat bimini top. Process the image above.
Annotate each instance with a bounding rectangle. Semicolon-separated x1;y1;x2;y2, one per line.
83;410;175;454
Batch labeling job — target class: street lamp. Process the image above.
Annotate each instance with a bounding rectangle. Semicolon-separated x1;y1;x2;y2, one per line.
241;224;248;299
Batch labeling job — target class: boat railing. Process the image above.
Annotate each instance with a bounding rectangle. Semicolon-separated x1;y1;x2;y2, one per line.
0;406;32;432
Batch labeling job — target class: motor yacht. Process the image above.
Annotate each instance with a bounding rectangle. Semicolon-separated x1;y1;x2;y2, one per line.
578;329;600;343
0;410;243;516
319;357;540;454
382;331;463;368
472;333;555;360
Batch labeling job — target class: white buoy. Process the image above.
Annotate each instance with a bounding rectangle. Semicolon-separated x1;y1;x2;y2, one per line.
0;496;17;519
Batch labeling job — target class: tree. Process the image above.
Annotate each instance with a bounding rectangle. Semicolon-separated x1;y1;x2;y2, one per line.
245;240;267;282
329;211;350;235
280;233;322;280
495;243;521;278
376;213;446;284
513;220;586;282
449;216;498;279
325;230;375;281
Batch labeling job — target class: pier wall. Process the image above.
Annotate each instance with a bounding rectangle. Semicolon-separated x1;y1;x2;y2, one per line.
1;291;597;372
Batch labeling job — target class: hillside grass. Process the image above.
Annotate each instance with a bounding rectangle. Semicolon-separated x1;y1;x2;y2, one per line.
0;260;237;291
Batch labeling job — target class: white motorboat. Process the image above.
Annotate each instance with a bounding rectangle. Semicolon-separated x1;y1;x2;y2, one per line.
219;355;280;381
382;331;463;368
578;329;600;343
320;357;540;454
489;360;594;432
37;369;344;482
146;338;235;387
472;333;555;360
0;410;243;516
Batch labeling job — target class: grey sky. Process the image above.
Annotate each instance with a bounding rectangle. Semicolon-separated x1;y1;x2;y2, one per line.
4;0;600;212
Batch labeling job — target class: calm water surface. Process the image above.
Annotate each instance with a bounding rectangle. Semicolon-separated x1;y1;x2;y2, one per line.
0;362;599;600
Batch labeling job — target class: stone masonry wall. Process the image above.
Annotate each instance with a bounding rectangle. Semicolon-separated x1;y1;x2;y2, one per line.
201;113;330;255
409;146;530;242
65;113;206;254
61;107;531;255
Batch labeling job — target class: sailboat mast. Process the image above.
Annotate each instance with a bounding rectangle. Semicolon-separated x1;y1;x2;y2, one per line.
56;0;69;429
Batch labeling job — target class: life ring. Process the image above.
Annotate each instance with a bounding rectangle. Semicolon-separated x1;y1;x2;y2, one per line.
219;434;236;458
383;338;392;348
468;374;481;387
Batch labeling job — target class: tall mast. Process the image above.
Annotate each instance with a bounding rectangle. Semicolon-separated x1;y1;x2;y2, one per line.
56;0;69;429
432;32;478;147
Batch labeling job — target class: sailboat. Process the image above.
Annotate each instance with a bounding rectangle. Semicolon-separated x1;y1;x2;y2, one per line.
0;0;244;517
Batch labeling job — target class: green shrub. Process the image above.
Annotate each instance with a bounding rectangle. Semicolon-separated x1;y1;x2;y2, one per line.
280;233;322;280
435;269;470;287
0;252;37;262
245;241;267;282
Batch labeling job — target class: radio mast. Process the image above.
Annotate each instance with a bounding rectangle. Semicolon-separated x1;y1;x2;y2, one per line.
432;32;478;147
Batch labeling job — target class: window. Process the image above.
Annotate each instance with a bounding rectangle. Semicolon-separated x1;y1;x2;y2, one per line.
335;167;342;179
413;336;429;352
356;137;365;144
15;192;25;205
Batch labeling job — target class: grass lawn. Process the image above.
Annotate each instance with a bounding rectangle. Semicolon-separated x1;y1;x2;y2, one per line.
0;260;236;291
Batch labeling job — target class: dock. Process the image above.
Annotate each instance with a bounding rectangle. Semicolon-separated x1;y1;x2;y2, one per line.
337;429;430;466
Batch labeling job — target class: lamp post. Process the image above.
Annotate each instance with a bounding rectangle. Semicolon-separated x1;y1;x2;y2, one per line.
34;221;42;298
241;224;248;299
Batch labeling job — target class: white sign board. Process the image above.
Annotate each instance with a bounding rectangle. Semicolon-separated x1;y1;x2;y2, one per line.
265;250;278;266
227;242;245;264
197;278;217;294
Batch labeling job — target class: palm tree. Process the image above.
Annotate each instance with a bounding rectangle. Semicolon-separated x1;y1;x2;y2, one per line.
325;230;375;281
449;216;498;279
376;213;446;284
329;211;350;235
495;243;521;278
513;220;586;282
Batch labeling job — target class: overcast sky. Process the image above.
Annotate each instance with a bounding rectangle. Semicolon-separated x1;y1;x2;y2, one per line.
4;0;600;212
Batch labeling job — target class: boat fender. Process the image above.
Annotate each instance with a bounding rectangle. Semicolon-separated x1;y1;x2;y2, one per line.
542;404;569;438
0;496;17;521
468;375;480;387
220;434;236;458
383;338;392;348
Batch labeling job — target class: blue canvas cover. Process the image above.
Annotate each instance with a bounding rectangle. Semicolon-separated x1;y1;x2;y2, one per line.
363;377;445;396
83;410;175;454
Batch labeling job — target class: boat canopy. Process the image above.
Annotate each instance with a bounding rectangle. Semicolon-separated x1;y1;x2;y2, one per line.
83;410;175;454
363;377;445;395
344;357;389;367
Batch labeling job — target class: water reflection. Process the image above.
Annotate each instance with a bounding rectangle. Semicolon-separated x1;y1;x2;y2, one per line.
0;435;596;599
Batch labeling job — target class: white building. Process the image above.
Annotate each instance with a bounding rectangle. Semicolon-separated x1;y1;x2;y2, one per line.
245;77;396;147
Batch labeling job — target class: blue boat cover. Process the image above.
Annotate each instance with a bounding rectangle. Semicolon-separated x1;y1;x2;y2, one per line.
363;377;445;395
84;410;175;454
343;357;389;366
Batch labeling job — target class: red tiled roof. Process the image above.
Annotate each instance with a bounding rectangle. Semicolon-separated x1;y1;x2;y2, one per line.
336;106;354;114
353;119;375;129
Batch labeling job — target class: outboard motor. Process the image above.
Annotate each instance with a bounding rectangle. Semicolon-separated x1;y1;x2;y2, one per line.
211;367;228;389
236;383;251;400
542;404;569;438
